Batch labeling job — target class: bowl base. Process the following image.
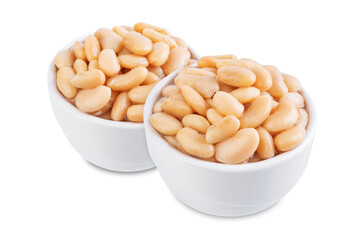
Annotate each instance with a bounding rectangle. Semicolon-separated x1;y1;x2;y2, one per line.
85;158;156;172
164;174;279;217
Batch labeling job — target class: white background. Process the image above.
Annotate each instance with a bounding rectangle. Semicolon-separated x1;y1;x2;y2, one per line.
1;0;358;239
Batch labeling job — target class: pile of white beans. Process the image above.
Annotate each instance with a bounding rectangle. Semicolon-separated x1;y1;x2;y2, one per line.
150;55;308;164
54;22;196;122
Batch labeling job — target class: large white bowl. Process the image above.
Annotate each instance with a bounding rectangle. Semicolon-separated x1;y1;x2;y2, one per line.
48;35;199;172
144;69;317;216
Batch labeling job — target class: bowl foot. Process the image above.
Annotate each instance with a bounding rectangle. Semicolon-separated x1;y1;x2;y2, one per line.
85;157;155;172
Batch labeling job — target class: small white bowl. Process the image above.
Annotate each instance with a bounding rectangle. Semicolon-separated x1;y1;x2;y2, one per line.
144;69;317;216
48;35;200;172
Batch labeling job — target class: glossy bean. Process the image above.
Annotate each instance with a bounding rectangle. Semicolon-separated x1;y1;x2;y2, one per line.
215;59;256;69
215;128;259;164
72;41;87;61
147;42;170;66
106;66;148;91
92;91;118;116
256;126;275;159
206;108;224;125
133;22;170;36
283;73;301;92
240;95;272;128
73;59;88;74
117;47;132;56
54;50;75;69
98;49;121;77
56;67;78;98
279;92;305;107
126;104;144;122
147;65;165;79
88;60;99;70
213;91;244;118
111;92;131;121
75;85;111;113
197;55;237;68
230;87;260;104
263;65;288;98
142;28;177;48
118;54;149;68
112;26;129;38
205;115;240;144
94;28;123;53
84;35;101;61
168;90;184;100
250;64;272;91
150;112;183;135
162;47;190;75
123;32;152;56
181;114;210;134
162;85;178;97
295;108;309;128
71;69;106;89
174;74;219;98
263;101;298;133
217;66;256;87
218;81;236;93
184;68;217;78
176;127;215;159
142;72;160;85
162;98;194;119
128;83;156;104
274;126;306;152
181;86;209;116
201;67;217;74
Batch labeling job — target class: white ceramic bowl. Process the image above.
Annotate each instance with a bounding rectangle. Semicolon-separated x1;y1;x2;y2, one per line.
48;35;200;172
144;69;317;216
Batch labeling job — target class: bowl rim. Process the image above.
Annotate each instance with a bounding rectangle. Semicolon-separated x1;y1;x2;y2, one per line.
48;33;200;130
143;67;318;172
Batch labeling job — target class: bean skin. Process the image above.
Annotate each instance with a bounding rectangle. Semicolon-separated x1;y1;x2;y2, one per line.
181;86;209;116
150;112;183;135
205;115;240;144
176;127;215;159
263;101;298;133
75;85;111;113
182;114;210;134
263;65;288;98
240;95;272;128
217;66;256;87
57;67;78;99
256;126;275;159
213;91;244;118
106;66;148;91
274;126;306;152
215;128;259;164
